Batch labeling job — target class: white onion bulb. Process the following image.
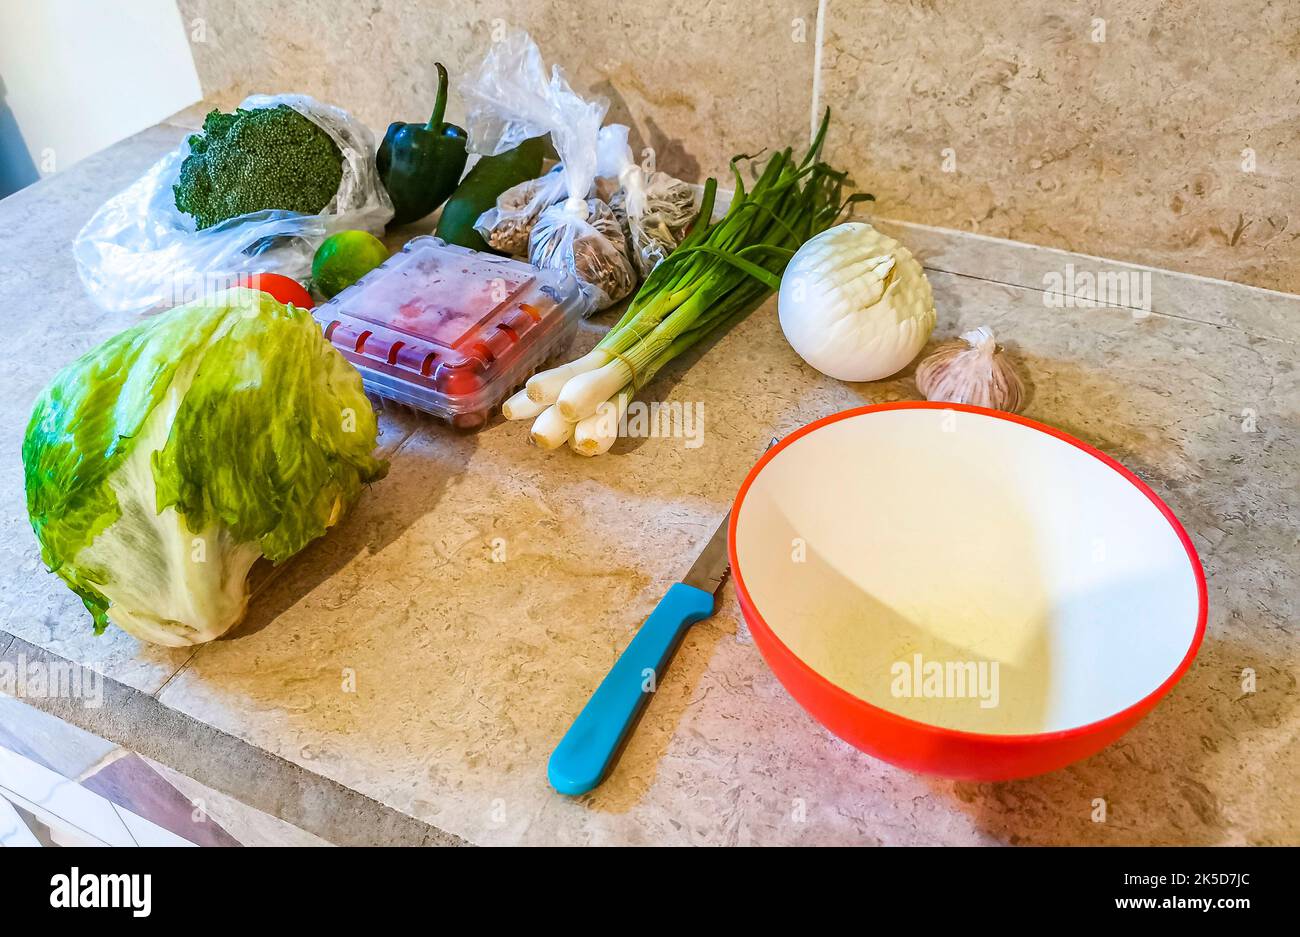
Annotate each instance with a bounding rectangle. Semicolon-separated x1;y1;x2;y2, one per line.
778;222;936;382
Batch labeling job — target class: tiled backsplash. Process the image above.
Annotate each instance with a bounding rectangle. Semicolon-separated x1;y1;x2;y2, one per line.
175;0;1299;292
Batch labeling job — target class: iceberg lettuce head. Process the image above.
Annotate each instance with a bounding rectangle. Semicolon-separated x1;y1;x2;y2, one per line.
22;288;387;646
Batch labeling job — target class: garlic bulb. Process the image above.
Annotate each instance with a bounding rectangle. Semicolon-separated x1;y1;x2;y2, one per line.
914;326;1026;413
778;222;936;382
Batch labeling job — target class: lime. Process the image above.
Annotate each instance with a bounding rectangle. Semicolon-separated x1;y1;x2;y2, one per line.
312;231;389;298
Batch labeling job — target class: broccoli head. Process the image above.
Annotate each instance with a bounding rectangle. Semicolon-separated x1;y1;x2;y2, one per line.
173;105;345;230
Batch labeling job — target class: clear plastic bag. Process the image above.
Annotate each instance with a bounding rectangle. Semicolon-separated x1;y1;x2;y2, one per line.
73;93;393;313
619;173;696;275
475;164;567;256
476;124;627;258
530;197;636;311
461;31;635;312
599;125;696;277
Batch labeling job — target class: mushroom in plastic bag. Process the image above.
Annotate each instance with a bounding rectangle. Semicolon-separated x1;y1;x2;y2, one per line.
72;93;393;313
598;124;696;277
460;30;635;313
529;196;635;312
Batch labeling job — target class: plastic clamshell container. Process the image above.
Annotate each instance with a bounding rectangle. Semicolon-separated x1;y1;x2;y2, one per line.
314;236;586;429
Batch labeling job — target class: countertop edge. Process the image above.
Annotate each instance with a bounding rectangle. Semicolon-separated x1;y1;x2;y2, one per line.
0;633;468;848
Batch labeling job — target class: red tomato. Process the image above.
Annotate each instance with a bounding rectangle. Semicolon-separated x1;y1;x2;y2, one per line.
236;273;315;309
437;361;484;397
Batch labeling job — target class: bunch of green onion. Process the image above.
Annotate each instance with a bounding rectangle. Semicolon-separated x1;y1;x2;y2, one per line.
502;109;869;455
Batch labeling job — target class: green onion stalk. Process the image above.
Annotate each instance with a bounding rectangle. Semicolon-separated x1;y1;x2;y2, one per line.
519;109;871;451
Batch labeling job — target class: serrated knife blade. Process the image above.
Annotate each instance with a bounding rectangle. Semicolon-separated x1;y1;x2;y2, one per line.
680;510;733;598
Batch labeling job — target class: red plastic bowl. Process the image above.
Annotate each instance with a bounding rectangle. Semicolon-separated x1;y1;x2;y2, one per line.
728;403;1206;780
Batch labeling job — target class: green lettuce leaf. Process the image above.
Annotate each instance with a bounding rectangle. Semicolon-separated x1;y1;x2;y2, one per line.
22;288;386;645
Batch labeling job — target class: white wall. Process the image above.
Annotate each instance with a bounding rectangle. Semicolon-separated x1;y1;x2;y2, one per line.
0;0;201;194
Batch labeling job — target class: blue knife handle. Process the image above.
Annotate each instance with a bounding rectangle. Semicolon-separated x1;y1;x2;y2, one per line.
548;582;716;796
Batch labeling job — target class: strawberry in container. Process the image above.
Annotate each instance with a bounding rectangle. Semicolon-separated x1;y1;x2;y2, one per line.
313;236;587;430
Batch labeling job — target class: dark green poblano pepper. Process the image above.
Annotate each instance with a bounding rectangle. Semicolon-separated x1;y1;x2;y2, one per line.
377;63;469;226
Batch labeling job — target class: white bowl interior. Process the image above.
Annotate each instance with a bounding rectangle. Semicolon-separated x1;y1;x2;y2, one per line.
734;408;1201;735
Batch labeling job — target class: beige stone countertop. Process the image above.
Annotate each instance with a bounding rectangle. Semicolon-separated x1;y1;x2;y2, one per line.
1;122;1297;846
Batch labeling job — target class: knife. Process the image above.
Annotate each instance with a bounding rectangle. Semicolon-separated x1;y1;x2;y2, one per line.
548;439;778;797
